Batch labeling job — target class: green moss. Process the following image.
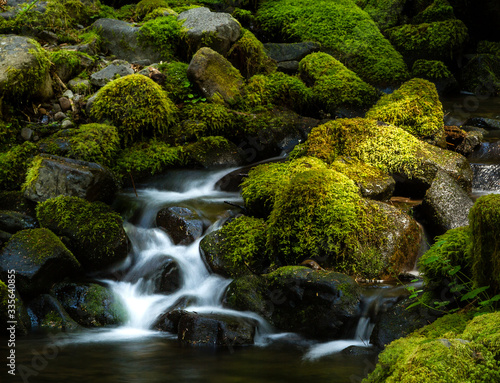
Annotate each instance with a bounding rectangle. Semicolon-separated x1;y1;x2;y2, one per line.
138;15;182;60
91;74;177;145
411;59;453;80
477;41;500;57
0;120;18;149
304;118;430;177
364;311;500;383
183;102;235;137
231;8;255;27
136;0;170;19
412;0;455;24
22;155;44;193
385;19;468;62
114;139;186;180
184;136;240;167
330;157;391;187
299;52;380;113
157;61;192;103
41;311;65;329
366;78;444;144
227;28;277;78
50;49;94;79
257;0;409;87
419;226;473;290
361;0;407;30
469;194;500;294
0;280;9;314
80;284;127;326
461;54;500;96
0;142;38;191
36;196;126;269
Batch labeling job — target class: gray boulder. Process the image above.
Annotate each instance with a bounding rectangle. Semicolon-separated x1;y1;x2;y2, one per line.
90;60;134;87
178;7;241;57
264;42;320;62
0;228;81;297
0;35;53;100
91;18;162;63
416;170;474;237
23;154;118;204
156;207;204;245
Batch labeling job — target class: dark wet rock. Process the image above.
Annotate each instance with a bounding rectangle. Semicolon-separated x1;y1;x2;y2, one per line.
173;310;257;346
0;229;11;248
187;47;244;104
156;207;204;245
90;60;134;88
463;117;500;131
415;171;474;238
92;18;161;63
0;280;31;336
27;294;80;331
341;345;377;357
23;154;118;204
370;297;442;349
277;60;300;74
0;229;80;297
0;210;37;234
152;296;198;332
224;266;361;339
468;140;500;163
461;54;500;97
263;42;320;62
53;282;127;327
0;191;37;217
178;7;241;57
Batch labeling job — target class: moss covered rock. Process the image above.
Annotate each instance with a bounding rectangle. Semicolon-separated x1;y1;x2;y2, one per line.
299;52;380;116
200;215;268;278
50;49;95;83
469;194;500;294
411;59;458;95
0;278;31;336
136;0;170;19
138;15;182;60
91;74;177;145
53;282;127;327
360;0;407;30
36;196;128;272
365;311;500;382
0;142;38;191
257;0;409;87
181;102;235;138
184;136;244;168
412;0;456;24
461;54;500;96
224;266;361;338
366;78;445;146
0;228;80;297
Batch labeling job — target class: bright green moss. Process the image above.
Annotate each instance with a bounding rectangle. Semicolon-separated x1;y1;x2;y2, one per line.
157;61;192;103
114;140;186;179
364;311;500;383
469;194;500;294
0;142;38;191
298;52;347;84
304;118;430;177
330;157;390;187
257;0;409;86
138;15;182;60
412;0;455;24
80;284;127;326
36;196;126;269
91;74;177;145
136;0;170;19
419;226;473;289
22;155;43;193
411;59;453;80
183;102;235;137
49;49;94;80
184;136;240;167
361;0;407;30
385;19;468;62
227;28;277;78
366;78;444;144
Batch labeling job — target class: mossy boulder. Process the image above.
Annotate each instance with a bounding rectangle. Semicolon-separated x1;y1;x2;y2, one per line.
256;0;409;87
469;194;500;294
138;15;183;61
50;49;95;83
410;59;458;95
365;311;500;382
0;278;31;336
181;102;235;139
23;154;118;204
90;74;177;145
366;78;446;147
0;141;38;191
360;0;407;30
228;28;276;78
299;52;380;117
0;35;53;101
36;196;129;272
461;54;500;96
135;0;169;19
412;0;456;24
224;266;361;338
53;282;127;327
187;47;244;104
184;136;244;168
200;215;268;278
302;118;472;197
385;19;468;63
0;228;81;297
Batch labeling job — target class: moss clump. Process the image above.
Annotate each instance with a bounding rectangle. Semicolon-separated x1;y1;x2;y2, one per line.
304;118;429;177
299;52;380;114
49;49;94;81
228;28;277;78
114;140;186;180
238;72;313;114
461;54;500;96
0;142;38;191
385;19;468;62
138;15;182;60
419;226;472;290
183;102;235;137
469;194;500;294
157;61;192;103
136;0;170;19
477;41;500;57
91;74;177;145
412;0;455;24
364;311;500;383
366;78;445;145
256;0;409;87
411;59;453;80
36;196;127;271
360;0;407;30
203;216;269;278
184;136;242;168
22;155;44;193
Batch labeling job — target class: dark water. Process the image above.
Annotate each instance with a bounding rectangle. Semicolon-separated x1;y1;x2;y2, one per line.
441;95;500;123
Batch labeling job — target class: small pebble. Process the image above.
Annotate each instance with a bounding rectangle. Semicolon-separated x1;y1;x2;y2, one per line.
54;111;67;121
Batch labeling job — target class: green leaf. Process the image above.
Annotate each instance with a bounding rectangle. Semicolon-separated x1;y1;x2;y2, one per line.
422;255;440;264
460;286;490;301
448;266;461;276
406;301;421;310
